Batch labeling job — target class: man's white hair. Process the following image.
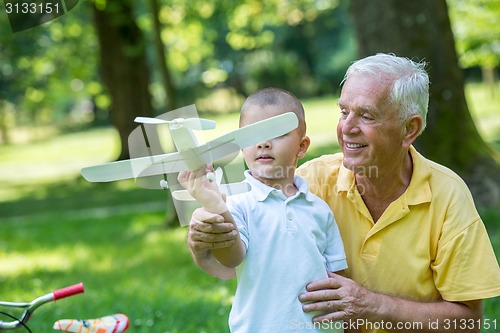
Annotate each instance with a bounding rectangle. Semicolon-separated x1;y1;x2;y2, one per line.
343;53;430;134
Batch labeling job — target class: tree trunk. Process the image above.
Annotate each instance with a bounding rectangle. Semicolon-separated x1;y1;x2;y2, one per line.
93;0;154;160
148;0;178;227
349;0;500;207
149;0;177;111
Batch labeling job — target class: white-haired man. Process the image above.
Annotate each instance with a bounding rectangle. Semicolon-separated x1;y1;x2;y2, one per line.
185;53;500;333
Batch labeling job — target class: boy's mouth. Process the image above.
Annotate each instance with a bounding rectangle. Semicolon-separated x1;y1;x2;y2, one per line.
256;154;274;161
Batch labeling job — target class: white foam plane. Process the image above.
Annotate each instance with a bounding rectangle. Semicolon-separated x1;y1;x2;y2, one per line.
81;111;298;201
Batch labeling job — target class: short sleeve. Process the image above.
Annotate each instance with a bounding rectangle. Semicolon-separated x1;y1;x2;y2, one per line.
324;213;348;272
226;197;249;250
432;218;500;301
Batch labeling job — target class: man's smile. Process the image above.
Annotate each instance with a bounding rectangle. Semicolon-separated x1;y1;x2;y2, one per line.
345;142;368;149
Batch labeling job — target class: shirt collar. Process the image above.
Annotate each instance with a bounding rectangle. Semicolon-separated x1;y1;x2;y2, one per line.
337;162;355;194
335;146;432;205
244;170;314;202
406;145;432;205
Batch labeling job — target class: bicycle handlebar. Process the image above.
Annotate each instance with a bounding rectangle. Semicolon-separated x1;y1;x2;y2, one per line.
0;282;85;330
53;283;84;301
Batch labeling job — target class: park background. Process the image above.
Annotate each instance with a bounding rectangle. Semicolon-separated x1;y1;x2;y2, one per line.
1;0;499;332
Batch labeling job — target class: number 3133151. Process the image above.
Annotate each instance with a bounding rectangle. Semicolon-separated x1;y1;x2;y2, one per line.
5;2;60;14
443;318;496;330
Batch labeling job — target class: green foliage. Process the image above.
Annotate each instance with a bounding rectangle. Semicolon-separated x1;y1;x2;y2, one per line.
0;2;104;129
466;82;500;149
2;0;499;139
448;0;500;68
1;0;357;132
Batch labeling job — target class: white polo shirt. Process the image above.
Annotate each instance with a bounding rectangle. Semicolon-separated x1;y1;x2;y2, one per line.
226;171;347;333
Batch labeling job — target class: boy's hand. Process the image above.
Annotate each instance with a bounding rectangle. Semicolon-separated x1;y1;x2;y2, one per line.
178;164;228;214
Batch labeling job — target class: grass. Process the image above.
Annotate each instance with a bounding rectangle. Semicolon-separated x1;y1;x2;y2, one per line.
0;83;499;332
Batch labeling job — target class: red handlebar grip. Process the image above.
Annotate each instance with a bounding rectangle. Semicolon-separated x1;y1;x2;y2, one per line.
53;282;85;301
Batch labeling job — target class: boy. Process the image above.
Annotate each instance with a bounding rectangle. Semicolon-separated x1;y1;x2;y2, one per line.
179;88;347;332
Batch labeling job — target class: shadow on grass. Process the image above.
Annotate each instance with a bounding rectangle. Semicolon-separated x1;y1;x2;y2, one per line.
1;176;171;218
0;208;234;333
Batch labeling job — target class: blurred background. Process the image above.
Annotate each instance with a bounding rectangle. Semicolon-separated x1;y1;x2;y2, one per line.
1;0;499;332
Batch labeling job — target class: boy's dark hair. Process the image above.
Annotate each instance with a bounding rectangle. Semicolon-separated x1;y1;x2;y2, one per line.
240;87;306;134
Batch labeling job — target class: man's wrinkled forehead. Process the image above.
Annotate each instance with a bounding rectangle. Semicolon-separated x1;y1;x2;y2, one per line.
340;74;392;102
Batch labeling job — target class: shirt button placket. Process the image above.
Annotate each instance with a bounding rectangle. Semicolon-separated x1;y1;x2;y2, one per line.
285;205;296;232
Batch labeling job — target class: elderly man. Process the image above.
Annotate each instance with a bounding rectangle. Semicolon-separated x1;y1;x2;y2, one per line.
185;53;500;332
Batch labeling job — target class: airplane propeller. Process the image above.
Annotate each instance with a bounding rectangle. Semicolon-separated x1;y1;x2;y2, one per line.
135;117;216;131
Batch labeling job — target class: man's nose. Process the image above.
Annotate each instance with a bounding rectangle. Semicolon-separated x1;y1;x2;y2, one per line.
340;114;360;134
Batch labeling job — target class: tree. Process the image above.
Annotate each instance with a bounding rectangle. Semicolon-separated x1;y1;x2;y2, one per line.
149;0;177;110
93;0;154;160
93;0;181;226
349;0;499;207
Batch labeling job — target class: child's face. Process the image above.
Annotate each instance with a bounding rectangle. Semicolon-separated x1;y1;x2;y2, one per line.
240;105;309;187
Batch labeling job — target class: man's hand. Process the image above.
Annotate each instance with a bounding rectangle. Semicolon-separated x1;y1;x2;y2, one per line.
299;272;483;333
188;208;238;252
299;271;371;322
186;208;238;279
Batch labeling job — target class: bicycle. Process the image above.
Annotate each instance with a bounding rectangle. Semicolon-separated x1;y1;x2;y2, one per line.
0;283;129;333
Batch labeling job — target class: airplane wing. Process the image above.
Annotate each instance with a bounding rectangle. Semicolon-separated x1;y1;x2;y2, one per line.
81;112;298;183
80;142;238;183
208;111;298;148
149;112;299;167
81;151;188;182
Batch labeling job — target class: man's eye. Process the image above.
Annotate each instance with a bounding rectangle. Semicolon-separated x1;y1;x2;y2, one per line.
340;109;348;118
361;114;375;122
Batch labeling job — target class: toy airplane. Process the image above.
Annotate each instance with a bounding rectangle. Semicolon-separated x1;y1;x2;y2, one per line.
81;109;298;200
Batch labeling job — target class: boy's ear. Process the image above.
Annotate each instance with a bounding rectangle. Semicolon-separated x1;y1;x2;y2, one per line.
297;136;311;158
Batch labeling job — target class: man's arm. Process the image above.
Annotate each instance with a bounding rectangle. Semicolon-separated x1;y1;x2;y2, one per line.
211;211;246;267
299;272;483;333
186;208;237;279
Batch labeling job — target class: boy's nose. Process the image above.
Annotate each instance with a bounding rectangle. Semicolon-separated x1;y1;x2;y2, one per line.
257;140;272;149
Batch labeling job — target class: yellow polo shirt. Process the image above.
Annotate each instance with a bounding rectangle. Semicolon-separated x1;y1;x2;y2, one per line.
297;146;500;313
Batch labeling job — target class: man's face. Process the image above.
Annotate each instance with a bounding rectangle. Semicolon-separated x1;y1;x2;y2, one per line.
337;74;407;177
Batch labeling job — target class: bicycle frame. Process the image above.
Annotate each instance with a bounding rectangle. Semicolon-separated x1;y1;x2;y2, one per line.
0;283;84;331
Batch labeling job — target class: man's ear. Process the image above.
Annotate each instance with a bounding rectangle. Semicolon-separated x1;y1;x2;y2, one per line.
297;136;311;158
402;115;423;148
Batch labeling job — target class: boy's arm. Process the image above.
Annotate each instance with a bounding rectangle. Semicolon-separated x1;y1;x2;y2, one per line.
178;167;246;267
